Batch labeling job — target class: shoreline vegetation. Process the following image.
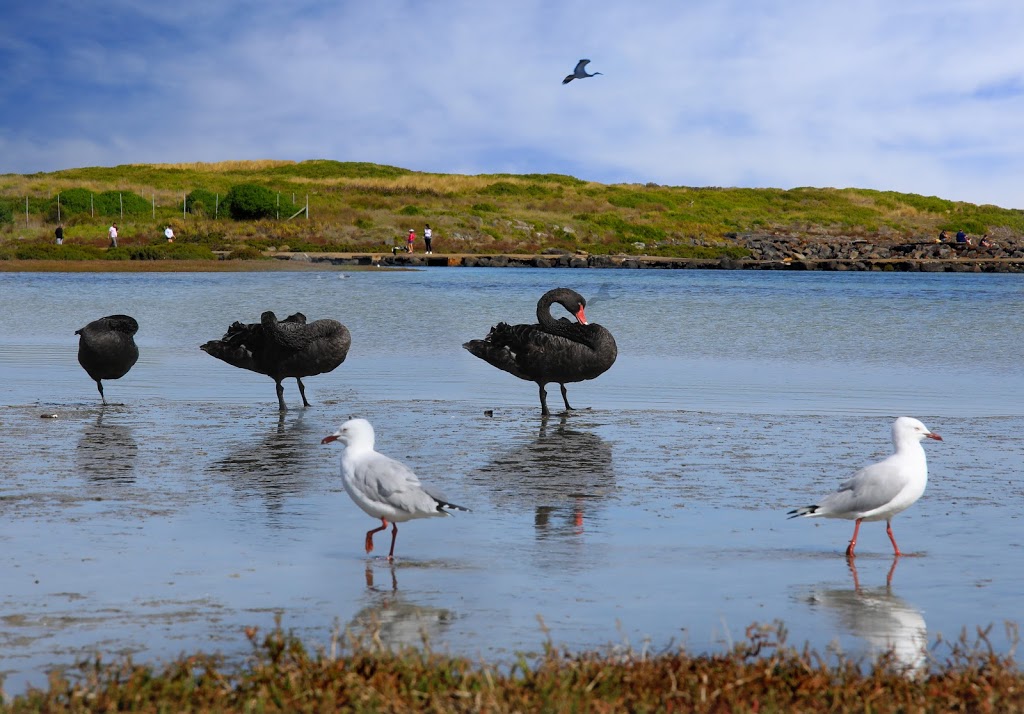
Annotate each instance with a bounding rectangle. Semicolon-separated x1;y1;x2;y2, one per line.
2;159;1023;272
3;620;1022;712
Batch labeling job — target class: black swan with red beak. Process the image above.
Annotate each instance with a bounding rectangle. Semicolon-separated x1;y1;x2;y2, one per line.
463;288;617;416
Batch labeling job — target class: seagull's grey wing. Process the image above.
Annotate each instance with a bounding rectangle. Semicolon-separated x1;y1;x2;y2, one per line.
820;457;905;516
355;453;433;514
575;59;590;73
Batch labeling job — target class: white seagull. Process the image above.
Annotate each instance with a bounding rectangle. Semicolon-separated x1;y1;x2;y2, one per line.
321;418;468;560
563;59;602;84
788;417;942;558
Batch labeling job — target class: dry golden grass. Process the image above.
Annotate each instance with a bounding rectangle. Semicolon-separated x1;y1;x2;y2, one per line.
4;620;1022;713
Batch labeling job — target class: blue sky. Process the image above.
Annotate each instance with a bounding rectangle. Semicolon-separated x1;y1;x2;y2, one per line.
3;1;1023;208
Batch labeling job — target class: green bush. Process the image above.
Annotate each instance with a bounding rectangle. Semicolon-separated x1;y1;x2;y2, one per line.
94;190;150;217
227;245;265;260
55;188;95;216
14;243;106;260
186;189;220;217
354;217;373;229
105;244;217;260
399;205;422;215
226;183;277;220
0;200;12;225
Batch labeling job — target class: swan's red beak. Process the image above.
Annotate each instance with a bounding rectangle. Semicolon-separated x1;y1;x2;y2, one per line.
575;305;588;325
321;434;339;445
926;432;942;441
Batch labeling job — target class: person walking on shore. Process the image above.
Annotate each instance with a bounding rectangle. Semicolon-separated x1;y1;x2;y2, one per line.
424;224;433;254
55;223;64;245
108;223;118;248
407;229;415;253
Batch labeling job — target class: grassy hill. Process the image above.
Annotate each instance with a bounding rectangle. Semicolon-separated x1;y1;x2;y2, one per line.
2;159;1023;260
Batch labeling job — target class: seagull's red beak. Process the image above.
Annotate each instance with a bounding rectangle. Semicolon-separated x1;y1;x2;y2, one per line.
926;432;943;441
575;305;588;325
321;434;339;445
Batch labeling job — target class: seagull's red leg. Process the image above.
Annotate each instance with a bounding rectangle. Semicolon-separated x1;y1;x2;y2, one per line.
365;518;388;554
886;519;902;557
387;522;399;560
845;518;863;558
846;557;861;591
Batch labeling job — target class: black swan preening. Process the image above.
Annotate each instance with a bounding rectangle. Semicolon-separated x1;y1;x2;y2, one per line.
200;311;351;411
75;314;140;405
463;288;617;416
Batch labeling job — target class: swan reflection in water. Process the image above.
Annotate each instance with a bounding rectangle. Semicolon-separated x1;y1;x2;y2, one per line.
470;415;615;542
805;558;927;674
75;411;138;485
346;564;454;649
208;411;326;522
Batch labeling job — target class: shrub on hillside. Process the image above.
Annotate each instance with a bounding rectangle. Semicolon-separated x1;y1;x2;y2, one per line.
0;200;12;225
226;184;276;220
95;190;150;216
186;189;220;217
55;188;95;216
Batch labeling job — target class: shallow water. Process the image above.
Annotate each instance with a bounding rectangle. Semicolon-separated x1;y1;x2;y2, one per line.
0;268;1022;693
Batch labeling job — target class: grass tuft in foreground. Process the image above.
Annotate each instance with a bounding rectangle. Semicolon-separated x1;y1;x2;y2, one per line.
3;619;1022;712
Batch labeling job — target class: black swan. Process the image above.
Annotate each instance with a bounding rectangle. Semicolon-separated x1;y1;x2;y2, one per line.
75;314;140;405
200;311;351;411
463;287;617;415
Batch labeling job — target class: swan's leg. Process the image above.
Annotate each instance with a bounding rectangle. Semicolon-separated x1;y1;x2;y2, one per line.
537;383;550;416
559;383;574;411
365;518;388;553
296;377;310;407
95;380;107;406
275;379;288;411
387;522;399;560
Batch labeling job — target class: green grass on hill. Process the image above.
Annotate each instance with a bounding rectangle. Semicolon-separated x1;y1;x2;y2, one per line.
2;160;1022;260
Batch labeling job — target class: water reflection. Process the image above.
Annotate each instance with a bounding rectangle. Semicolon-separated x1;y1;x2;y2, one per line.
805;558;927;673
470;415;615;545
207;411;325;522
347;564;454;648
75;410;138;484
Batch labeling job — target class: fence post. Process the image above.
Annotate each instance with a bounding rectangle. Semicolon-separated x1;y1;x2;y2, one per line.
91;194;94;218
57;192;61;222
152;194;156;219
119;193;123;219
215;194;219;219
306;194;309;220
25;196;28;226
183;192;186;220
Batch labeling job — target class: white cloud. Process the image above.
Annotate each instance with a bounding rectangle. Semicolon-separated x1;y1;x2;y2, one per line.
3;0;1023;208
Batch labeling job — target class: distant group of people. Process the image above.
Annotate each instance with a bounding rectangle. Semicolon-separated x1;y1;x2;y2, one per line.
54;222;176;247
404;224;434;254
937;229;993;248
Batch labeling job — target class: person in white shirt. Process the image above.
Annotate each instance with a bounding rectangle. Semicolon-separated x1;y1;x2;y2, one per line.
108;223;118;248
165;226;175;242
423;224;433;254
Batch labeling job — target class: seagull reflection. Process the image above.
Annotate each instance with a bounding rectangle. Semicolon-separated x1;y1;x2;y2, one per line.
470;415;615;540
347;563;454;649
75;411;138;484
208;411;325;522
806;558;927;673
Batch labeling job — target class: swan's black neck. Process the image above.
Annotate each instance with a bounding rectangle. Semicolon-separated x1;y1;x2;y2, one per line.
537;288;589;341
